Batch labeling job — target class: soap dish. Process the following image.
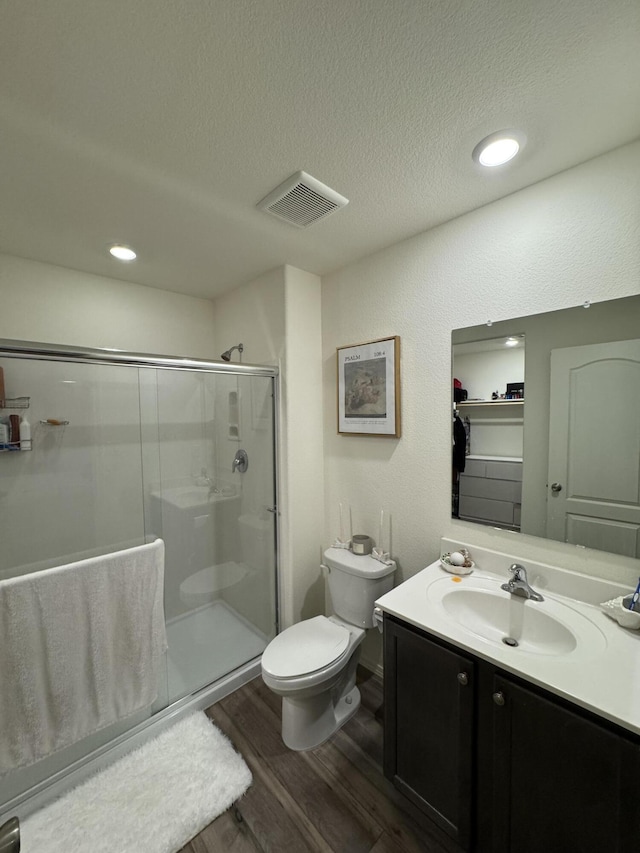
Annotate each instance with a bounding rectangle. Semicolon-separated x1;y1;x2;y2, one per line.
440;554;475;575
600;595;640;630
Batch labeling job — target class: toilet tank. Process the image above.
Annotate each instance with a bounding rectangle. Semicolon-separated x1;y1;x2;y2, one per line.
238;514;272;570
323;547;396;628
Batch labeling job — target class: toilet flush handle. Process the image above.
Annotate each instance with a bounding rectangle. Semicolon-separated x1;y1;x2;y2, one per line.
373;606;384;633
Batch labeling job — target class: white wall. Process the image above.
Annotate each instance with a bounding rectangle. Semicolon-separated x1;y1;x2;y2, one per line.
213;265;325;628
322;140;640;673
281;266;325;625
0;253;216;357
213;268;290;633
213;267;285;367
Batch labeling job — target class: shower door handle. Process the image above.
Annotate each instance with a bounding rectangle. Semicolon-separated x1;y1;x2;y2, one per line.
0;817;20;853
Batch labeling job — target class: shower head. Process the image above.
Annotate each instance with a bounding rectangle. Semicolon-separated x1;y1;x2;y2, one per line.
220;343;244;362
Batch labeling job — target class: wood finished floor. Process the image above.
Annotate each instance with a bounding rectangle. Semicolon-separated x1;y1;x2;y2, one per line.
179;670;461;853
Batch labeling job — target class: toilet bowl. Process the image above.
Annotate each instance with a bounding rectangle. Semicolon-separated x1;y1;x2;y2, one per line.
179;513;270;607
262;615;365;750
179;560;248;607
261;548;396;751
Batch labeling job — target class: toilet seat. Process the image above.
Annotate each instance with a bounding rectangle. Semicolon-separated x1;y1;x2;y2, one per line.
261;616;350;679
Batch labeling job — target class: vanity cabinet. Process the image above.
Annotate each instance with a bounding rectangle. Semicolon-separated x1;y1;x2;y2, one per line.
488;673;640;853
383;616;475;848
383;615;640;853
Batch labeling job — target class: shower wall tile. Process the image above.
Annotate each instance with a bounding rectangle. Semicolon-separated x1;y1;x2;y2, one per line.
0;357;145;575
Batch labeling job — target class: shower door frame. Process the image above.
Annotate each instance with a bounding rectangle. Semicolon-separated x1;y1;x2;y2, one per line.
0;338;280;822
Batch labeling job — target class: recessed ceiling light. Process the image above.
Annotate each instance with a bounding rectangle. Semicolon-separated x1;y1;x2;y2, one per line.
473;131;525;167
109;244;137;261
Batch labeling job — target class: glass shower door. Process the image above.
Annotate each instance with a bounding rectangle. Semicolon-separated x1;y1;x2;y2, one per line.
0;356;156;810
0;347;278;818
140;368;277;705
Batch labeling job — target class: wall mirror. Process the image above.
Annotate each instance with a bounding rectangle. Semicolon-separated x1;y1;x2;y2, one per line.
451;294;640;559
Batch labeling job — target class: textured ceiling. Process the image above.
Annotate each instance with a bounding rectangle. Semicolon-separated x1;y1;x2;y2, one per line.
1;0;639;299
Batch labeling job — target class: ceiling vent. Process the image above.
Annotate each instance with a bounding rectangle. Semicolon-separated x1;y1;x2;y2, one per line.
257;171;349;228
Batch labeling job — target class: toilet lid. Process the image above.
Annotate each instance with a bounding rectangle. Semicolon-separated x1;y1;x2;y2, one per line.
262;616;350;678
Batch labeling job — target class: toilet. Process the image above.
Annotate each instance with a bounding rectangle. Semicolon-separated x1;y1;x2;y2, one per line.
261;547;396;751
179;513;271;607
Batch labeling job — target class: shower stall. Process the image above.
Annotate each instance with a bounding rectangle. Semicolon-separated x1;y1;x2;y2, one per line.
0;340;279;821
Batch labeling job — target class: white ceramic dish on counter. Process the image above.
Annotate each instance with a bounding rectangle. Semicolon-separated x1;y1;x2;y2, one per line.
439;554;475;575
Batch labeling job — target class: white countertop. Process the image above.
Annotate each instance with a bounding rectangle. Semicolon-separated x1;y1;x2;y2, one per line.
376;544;640;737
466;455;523;462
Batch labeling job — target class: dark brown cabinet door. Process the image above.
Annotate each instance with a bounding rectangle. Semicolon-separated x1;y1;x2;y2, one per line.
490;674;640;853
384;617;475;850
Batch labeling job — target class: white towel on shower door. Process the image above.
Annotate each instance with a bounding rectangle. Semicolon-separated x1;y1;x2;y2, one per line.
0;538;167;774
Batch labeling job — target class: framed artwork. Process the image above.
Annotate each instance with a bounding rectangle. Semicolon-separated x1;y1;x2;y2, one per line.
337;336;401;437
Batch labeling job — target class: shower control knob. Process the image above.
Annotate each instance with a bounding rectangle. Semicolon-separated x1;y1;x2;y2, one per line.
232;449;248;473
457;672;469;686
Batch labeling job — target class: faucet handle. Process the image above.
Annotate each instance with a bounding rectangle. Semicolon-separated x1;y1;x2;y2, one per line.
509;563;526;580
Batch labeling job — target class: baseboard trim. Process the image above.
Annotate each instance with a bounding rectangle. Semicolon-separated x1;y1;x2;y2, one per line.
359;654;384;680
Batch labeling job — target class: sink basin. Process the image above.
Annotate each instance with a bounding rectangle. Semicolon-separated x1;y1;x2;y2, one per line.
427;575;607;657
152;485;237;510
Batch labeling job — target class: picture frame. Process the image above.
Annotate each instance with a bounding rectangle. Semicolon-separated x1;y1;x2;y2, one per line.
337;336;401;437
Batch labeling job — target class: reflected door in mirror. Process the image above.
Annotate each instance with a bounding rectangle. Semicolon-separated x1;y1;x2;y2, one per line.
547;339;640;558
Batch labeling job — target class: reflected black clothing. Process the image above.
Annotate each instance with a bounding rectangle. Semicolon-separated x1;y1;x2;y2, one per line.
453;415;466;473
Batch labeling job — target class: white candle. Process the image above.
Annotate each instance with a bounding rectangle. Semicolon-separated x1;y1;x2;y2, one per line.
378;509;384;552
349;506;353;541
339;502;344;542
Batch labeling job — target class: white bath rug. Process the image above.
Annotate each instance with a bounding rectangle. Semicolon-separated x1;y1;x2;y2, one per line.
22;712;252;853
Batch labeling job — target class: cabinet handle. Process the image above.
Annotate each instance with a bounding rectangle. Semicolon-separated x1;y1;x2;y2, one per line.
492;691;505;706
457;672;469;686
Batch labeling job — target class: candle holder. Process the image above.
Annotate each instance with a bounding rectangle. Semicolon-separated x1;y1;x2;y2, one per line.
372;547;393;566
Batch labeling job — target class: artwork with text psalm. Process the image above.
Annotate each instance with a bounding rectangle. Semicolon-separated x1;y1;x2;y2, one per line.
337;336;401;437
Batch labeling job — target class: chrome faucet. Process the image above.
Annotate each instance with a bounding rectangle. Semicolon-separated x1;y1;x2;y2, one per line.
501;564;544;602
197;467;213;486
0;817;20;853
196;468;219;497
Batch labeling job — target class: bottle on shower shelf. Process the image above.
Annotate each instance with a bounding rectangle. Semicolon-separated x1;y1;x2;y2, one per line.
19;415;31;451
9;414;20;449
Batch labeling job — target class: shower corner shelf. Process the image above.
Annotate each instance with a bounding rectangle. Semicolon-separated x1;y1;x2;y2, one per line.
0;396;30;409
